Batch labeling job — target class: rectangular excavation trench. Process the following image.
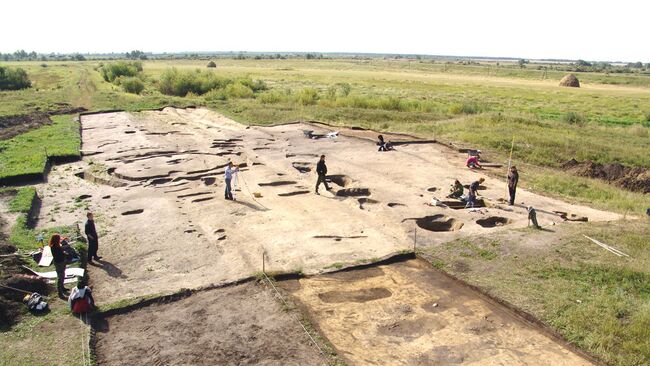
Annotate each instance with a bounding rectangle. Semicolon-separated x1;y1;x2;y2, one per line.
91;281;327;366
277;258;595;366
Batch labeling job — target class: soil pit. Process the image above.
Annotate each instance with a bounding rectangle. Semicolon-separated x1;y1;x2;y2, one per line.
279;259;591;365
476;216;510;228
410;215;464;232
336;188;370;197
93;282;325;366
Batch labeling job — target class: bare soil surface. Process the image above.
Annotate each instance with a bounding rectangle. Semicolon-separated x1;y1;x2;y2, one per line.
35;107;618;303
280;259;592;366
93;281;325;366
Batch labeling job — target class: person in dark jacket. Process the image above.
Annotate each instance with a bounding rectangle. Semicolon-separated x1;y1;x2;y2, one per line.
507;166;519;205
315;155;332;194
85;212;101;263
50;234;68;298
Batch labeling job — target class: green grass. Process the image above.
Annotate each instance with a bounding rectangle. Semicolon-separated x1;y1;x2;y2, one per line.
5;186;36;213
423;220;650;366
0;115;80;180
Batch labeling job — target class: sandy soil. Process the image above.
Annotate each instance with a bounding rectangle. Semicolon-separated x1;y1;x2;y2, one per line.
93;281;325;366
33;107;618;303
280;259;592;366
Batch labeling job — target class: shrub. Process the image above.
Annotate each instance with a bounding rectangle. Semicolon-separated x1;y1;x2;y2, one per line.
338;83;351;97
207;61;217;68
645;111;650;123
0;66;31;90
159;68;232;97
563;111;586;125
158;68;267;98
225;82;254;99
120;77;145;94
258;91;284;104
99;61;142;83
298;88;319;105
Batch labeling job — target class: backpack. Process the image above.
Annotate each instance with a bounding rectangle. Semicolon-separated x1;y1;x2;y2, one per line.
24;292;49;312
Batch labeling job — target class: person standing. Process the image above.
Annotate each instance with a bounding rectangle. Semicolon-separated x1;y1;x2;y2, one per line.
85;212;101;263
50;234;68;298
224;162;239;200
315;155;332;194
507;166;519;206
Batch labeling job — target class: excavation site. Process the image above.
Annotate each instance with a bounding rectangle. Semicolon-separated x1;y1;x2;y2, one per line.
34;107;617;364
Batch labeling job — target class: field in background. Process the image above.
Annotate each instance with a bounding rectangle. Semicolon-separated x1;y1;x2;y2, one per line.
2;58;648;213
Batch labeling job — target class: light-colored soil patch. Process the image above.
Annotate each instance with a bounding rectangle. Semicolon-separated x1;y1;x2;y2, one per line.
93;281;325;366
280;259;592;366
35;107;618;304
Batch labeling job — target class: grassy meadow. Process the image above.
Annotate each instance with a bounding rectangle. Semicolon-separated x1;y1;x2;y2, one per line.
2;58;648;213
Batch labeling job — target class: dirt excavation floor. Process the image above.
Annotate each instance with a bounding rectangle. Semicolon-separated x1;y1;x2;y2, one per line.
93;281;325;366
27;107;620;364
35;107;618;304
280;259;591;366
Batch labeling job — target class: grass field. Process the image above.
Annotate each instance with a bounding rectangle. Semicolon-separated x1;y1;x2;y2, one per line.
0;115;80;181
3;58;648;213
421;220;650;366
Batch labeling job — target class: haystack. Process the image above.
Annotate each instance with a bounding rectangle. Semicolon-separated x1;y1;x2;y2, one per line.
559;74;580;87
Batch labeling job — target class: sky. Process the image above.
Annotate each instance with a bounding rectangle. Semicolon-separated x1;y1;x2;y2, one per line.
2;0;648;62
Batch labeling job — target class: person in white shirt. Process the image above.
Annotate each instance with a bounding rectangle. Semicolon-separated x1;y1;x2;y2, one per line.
224;162;239;200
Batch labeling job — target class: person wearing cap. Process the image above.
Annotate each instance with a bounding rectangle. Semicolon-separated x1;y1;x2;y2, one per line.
466;155;482;169
507;166;519;205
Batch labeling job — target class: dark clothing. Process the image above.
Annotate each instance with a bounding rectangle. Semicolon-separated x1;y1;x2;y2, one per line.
85;219;100;260
315;175;331;193
88;239;98;261
51;244;66;264
84;220;97;241
528;207;540;229
508;171;519;205
316;160;327;176
507;171;519;188
508;186;517;206
225;178;234;200
54;261;66;295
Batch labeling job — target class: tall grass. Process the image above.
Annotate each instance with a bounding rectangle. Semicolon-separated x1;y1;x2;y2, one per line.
158;68;266;97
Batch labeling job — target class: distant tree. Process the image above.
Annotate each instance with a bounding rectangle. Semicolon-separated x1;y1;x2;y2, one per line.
72;53;86;61
305;53;315;59
576;59;592;67
0;66;32;90
627;62;644;69
13;50;28;59
126;50;146;60
645;63;650;70
518;59;528;68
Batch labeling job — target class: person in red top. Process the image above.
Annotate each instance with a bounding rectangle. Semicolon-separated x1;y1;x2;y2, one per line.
466;156;482;169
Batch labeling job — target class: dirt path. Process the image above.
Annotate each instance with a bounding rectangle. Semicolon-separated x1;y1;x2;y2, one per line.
34;107;618;304
93;281;325;366
280;259;592;365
